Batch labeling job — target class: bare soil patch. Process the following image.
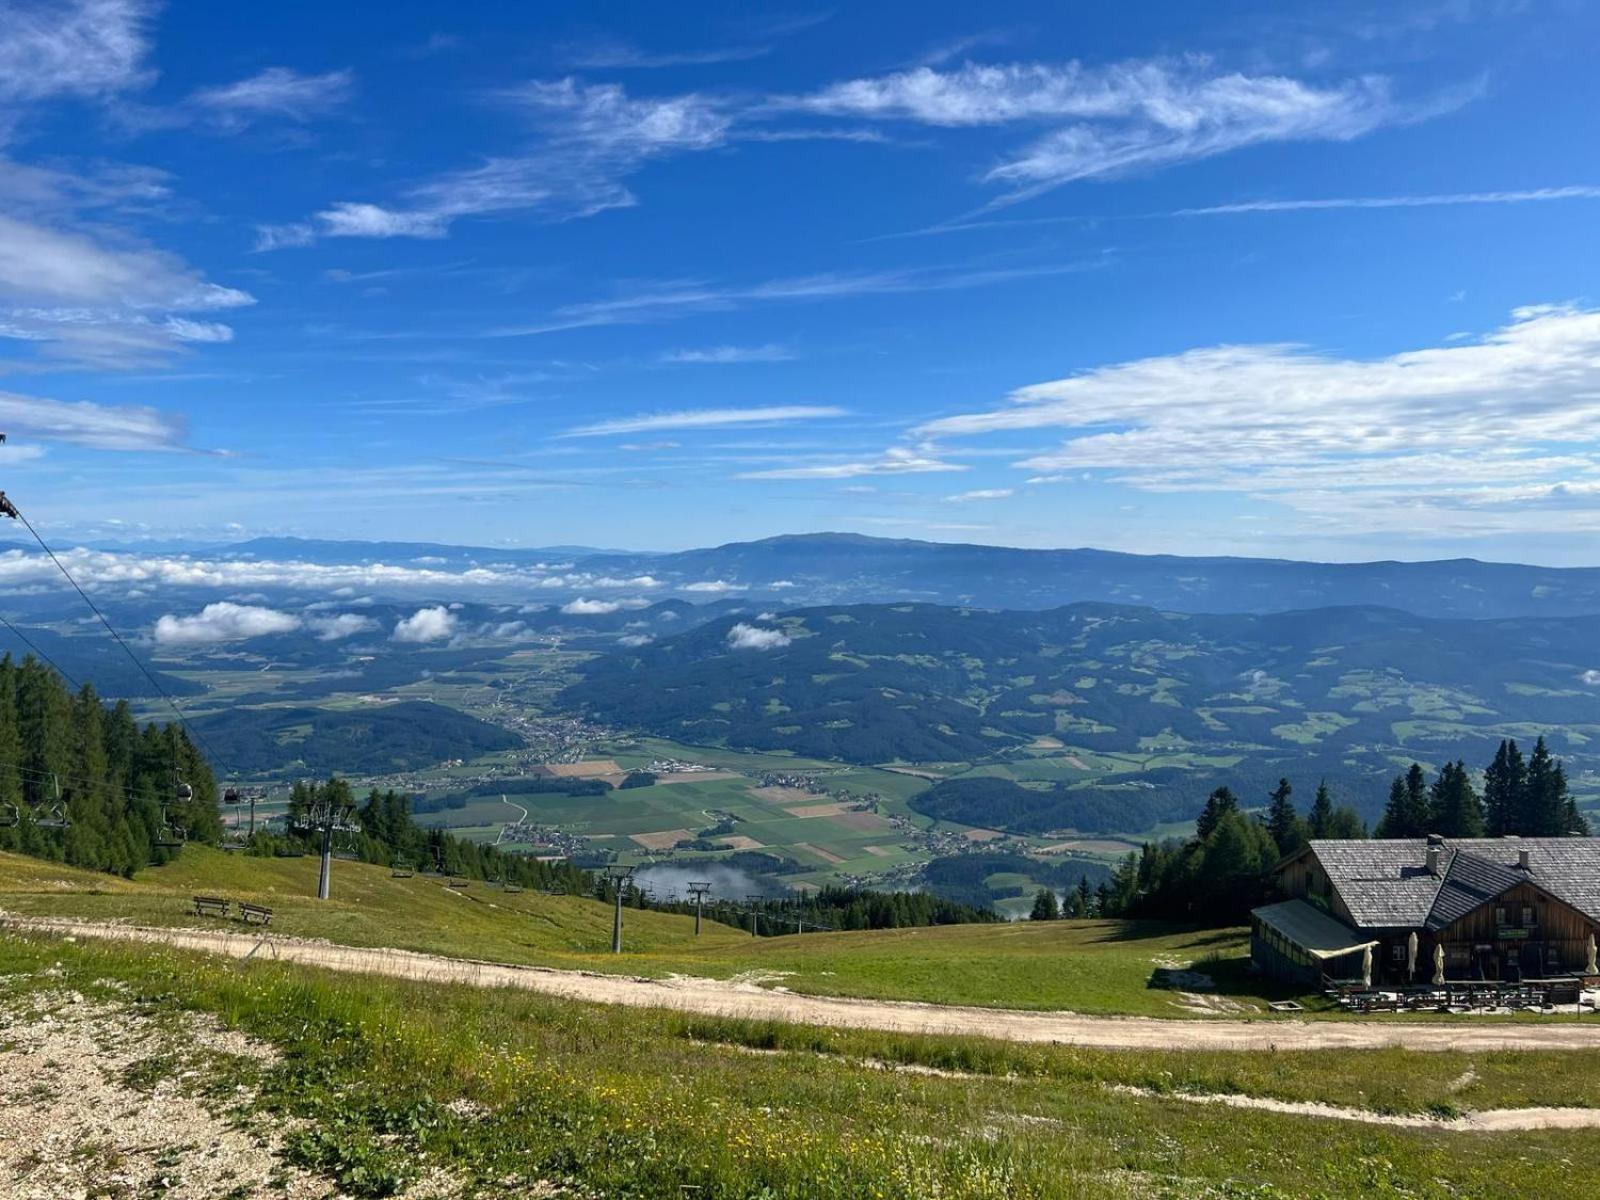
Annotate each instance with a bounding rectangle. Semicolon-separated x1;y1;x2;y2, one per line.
542;760;623;778
962;827;1005;842
785;802;849;818
629;829;693;850
718;835;766;851
748;785;814;804
793;843;846;864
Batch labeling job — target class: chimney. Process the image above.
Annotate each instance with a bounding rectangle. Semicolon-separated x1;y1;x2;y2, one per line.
1425;845;1441;876
1518;848;1532;872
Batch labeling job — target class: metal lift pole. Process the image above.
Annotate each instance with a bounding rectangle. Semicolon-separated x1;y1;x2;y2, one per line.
317;822;333;901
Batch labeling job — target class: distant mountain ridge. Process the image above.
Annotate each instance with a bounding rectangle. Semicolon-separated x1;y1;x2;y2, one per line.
18;531;1600;620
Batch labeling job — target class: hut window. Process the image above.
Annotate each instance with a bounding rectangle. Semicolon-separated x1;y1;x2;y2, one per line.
1495;905;1508;925
1521;905;1534;927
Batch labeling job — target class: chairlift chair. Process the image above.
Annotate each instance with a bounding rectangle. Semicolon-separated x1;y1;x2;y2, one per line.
223;787;241;805
0;800;18;828
503;876;523;894
35;801;71;830
153;811;187;848
391;858;415;878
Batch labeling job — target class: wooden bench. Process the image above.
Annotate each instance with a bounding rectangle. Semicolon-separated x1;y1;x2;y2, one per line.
240;903;273;927
193;895;230;919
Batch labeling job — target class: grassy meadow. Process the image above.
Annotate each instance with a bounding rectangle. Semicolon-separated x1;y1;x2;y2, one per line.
0;847;1288;1014
3;932;1597;1199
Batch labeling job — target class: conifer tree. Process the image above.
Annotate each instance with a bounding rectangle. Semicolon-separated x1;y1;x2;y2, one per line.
1483;740;1523;837
1429;760;1485;838
1377;767;1432;838
1196;785;1239;840
1307;780;1334;839
1264;777;1305;857
1029;887;1060;921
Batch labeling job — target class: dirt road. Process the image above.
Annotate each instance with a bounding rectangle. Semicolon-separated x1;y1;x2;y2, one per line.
9;916;1600;1052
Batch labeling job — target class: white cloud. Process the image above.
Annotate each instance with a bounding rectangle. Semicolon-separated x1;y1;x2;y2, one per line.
306;612;378;641
920;303;1600;535
740;445;967;480
0;388;194;450
498;261;1096;336
190;67;353;124
562;597;621;614
153;602;300;646
297;79;730;242
392;605;457;643
317;202;449;239
566;405;845;438
1178;185;1600;217
682;580;745;593
0;0;153;110
618;633;655;647
0;213;253;365
947;488;1014;501
660;344;796;364
785;58;1425;202
726;622;790;651
253;222;317;252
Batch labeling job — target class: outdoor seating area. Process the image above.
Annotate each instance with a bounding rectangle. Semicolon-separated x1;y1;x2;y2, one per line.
1329;980;1600;1015
190;895;274;927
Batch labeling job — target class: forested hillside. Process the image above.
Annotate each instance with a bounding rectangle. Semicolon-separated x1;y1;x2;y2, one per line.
0;655;219;875
566;602;1600;826
189;701;521;775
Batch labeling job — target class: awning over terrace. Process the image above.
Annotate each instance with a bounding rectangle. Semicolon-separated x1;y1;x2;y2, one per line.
1252;899;1380;962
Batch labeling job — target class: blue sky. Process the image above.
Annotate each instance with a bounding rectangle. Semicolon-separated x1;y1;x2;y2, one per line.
3;0;1600;562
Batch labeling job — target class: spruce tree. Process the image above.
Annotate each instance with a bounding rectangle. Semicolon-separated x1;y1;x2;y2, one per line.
1429;760;1485;838
1525;738;1561;836
1196;786;1239;840
1307;780;1334;840
1377;768;1432;838
1264;777;1305;857
1029;887;1060;921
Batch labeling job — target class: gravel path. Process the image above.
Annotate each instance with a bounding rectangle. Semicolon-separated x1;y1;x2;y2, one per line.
1107;1085;1600;1131
0;981;334;1199
10;916;1600;1053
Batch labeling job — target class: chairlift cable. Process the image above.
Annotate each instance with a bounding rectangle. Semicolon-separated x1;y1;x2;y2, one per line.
11;504;227;769
0;612;81;690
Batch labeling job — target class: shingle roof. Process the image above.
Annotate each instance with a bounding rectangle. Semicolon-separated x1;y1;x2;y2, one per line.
1305;837;1600;930
1425;850;1524;931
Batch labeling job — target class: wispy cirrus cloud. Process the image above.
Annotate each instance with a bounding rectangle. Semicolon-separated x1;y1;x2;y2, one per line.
0;388;198;450
0;0;154;113
921;303;1600;536
562;38;772;69
739;444;966;480
659;343;795;364
494;258;1102;336
565;405;845;438
781;57;1458;206
188;66;354;127
947;487;1013;501
296;79;731;244
0;213;253;366
1176;185;1600;216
